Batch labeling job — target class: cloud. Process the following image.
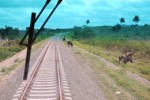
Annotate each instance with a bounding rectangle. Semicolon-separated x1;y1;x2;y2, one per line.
0;0;150;29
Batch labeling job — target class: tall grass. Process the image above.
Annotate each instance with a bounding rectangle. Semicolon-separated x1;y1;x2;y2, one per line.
67;26;150;80
0;45;24;61
73;44;150;100
77;34;150;57
0;32;55;62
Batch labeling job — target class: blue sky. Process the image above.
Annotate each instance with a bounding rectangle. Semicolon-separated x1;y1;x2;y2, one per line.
0;0;150;29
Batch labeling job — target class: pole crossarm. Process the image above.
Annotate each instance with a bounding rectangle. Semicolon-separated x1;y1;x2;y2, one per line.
19;0;52;46
20;0;63;80
32;0;63;43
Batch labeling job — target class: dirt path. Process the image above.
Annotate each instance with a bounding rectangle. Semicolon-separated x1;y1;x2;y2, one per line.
58;41;106;100
0;41;48;100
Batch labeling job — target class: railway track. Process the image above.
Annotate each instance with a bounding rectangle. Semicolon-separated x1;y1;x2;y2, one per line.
12;40;72;100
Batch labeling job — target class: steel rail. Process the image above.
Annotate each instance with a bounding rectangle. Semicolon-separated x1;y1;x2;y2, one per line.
18;40;51;100
55;42;63;100
18;39;65;100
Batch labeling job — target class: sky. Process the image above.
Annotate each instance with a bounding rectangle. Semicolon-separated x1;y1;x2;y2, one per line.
0;0;150;29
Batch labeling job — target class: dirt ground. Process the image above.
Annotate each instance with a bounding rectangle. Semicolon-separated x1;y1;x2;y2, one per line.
58;39;150;100
0;41;47;100
0;35;150;100
58;41;106;100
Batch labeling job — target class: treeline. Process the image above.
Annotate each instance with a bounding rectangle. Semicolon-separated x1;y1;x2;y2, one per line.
93;25;150;39
71;26;95;39
0;26;67;41
0;26;20;40
70;24;150;41
0;26;60;61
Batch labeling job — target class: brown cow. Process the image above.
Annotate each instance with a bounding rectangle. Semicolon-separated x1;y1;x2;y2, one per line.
67;41;73;47
119;52;133;64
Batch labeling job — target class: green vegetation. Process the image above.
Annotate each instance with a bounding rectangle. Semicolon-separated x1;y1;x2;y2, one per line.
0;26;20;40
74;47;150;100
0;46;24;61
36;28;55;42
67;25;150;81
71;27;95;39
0;27;57;62
67;23;150;99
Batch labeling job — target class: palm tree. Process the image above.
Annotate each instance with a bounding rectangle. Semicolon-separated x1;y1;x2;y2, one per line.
120;17;125;34
120;18;125;24
86;20;90;26
133;15;140;25
133;15;140;35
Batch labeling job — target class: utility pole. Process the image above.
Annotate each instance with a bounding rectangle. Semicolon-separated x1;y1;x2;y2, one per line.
23;13;36;80
20;0;63;80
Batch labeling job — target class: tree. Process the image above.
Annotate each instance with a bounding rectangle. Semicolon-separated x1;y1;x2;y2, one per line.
120;18;125;24
120;17;125;34
133;15;140;25
144;24;149;27
112;24;121;32
5;26;20;40
82;28;95;38
133;15;140;35
86;20;90;26
72;27;95;39
0;29;5;40
73;26;82;39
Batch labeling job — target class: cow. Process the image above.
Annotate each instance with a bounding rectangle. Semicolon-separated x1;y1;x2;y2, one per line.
67;41;73;47
119;52;133;64
63;36;66;41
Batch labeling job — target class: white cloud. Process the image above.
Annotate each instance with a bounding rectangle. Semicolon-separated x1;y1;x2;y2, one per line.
0;0;150;29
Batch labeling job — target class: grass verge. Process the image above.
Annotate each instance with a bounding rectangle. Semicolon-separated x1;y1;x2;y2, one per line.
73;40;150;81
73;42;150;100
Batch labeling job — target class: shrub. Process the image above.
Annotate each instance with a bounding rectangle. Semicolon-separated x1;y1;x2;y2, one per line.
72;27;95;39
112;24;121;32
140;70;150;75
